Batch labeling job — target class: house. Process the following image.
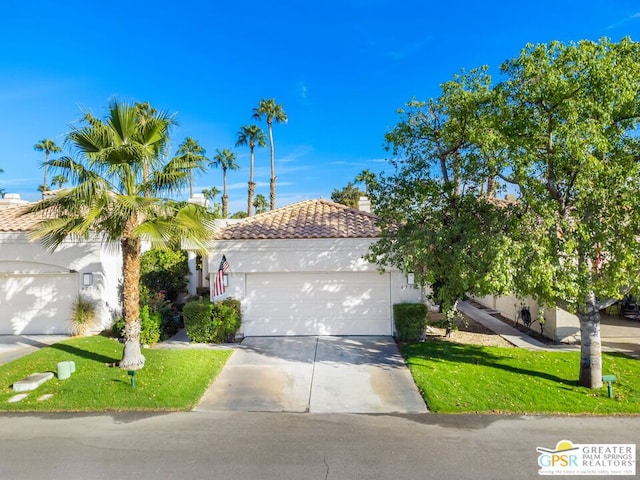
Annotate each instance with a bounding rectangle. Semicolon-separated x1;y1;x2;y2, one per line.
0;195;120;335
199;198;422;336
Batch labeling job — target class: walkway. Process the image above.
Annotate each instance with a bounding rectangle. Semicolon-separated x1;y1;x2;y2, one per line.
459;300;640;358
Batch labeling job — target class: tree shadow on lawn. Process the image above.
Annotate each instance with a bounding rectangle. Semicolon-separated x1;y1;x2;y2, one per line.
404;341;579;386
49;342;120;365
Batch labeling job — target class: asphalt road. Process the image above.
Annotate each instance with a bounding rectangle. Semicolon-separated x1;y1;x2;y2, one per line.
1;412;637;479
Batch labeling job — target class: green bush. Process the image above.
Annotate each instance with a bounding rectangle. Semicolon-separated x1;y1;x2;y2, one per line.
183;300;216;343
140;286;179;340
183;299;241;343
393;303;428;342
140;248;189;302
139;306;161;346
111;305;161;346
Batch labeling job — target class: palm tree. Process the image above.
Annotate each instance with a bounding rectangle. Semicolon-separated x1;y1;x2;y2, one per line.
202;186;221;210
51;175;68;190
253;99;287;210
175;137;208;198
0;167;4;198
235;124;266;216
24;100;213;370
210;148;239;218
34;139;62;198
253;194;268;214
354;169;378;195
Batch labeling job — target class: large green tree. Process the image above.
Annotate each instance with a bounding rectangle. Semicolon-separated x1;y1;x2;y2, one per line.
24;100;213;370
33;139;62;198
371;37;640;389
175;137;208;198
369;68;512;335
210;148;239;218
235;124;266;216
492;37;640;388
253;98;287;210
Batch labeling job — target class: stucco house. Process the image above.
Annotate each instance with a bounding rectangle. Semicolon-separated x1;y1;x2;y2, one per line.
0;195;120;335
197;198;423;337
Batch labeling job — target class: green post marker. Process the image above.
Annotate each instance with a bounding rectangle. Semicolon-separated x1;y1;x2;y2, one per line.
602;375;617;399
128;370;136;388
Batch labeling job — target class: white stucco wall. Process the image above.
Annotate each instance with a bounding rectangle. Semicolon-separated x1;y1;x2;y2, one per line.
0;232;121;334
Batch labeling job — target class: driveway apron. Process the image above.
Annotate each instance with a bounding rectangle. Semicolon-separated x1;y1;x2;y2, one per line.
195;336;427;414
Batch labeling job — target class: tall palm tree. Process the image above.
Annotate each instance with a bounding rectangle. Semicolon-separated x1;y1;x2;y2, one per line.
0;167;5;198
34;139;62;198
24;100;213;370
210;148;239;218
235;124;266;216
175;137;207;198
253;98;287;210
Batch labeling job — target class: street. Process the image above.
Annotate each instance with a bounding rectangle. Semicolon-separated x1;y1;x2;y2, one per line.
1;412;637;479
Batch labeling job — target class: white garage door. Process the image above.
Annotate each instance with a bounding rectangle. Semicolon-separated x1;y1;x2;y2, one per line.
243;272;391;336
0;274;78;334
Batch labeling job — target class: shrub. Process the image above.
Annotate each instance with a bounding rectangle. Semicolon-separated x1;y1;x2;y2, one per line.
183;300;216;343
140;248;189;302
70;294;99;336
140;286;179;340
110;306;162;346
393;303;428;342
183;298;241;343
139;305;161;346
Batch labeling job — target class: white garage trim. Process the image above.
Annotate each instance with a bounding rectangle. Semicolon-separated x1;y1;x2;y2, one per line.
243;272;392;336
0;273;78;334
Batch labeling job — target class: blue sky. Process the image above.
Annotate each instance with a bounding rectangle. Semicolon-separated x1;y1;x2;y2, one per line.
0;1;638;213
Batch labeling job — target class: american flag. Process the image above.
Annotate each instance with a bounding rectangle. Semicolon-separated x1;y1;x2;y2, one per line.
212;255;230;297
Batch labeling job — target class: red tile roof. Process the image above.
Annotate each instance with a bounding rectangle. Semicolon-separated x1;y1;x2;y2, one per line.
0;204;46;232
218;199;380;240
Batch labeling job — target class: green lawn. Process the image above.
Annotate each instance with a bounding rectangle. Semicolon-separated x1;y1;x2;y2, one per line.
0;336;232;412
403;340;640;414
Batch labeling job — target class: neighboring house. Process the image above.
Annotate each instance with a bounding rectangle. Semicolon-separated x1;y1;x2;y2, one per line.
0;195;121;335
471;294;580;343
201;198;422;336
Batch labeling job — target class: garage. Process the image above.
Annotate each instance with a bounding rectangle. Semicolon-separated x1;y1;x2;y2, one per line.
0;273;78;334
243;272;392;336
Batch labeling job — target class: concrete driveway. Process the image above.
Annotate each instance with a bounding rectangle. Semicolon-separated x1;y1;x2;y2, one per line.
196;336;427;414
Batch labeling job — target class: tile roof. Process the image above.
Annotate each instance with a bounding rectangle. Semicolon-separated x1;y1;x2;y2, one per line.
218;199;380;240
0;204;46;232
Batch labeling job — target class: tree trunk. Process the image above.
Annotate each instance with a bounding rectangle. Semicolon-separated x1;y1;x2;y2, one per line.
222;194;228;218
247;181;255;217
578;291;602;389
119;235;145;370
268;124;276;210
42;152;49;199
270;177;276;211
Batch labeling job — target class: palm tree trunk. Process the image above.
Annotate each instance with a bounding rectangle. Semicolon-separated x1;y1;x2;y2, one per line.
268;124;276;210
42;152;49;199
578;291;603;388
222;169;228;217
248;181;255;217
119;235;145;370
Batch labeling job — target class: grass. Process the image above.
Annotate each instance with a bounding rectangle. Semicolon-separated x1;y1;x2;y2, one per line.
0;336;232;412
403;340;640;414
